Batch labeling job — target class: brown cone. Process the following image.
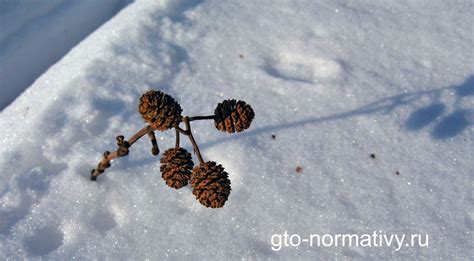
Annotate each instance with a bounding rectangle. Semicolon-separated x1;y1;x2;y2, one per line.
138;90;183;131
214;99;254;133
160;148;194;189
191;161;231;208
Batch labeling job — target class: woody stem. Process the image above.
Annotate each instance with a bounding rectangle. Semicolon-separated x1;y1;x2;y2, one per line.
175;127;180;148
147;130;159;156
181;116;205;164
187;115;214;121
129;125;154;145
90;125;153;181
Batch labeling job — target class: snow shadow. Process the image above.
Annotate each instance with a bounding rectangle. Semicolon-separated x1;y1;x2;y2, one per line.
88;208;117;234
200;75;474;149
23;224;64;257
0;0;134;111
405;103;446;131
0;167;60;235
431;109;471;139
455;75;474;97
165;0;204;22
407;76;473;139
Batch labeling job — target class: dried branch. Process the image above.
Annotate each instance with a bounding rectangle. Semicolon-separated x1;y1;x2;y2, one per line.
88;89;255;208
182;116;205;164
187;115;214;121
90;125;152;181
175;127;180;149
147;130;159;156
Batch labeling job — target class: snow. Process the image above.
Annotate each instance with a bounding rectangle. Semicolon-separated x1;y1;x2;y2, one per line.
0;0;132;109
0;0;473;260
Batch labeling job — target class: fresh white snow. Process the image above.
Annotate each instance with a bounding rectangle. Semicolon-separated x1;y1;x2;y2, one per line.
0;0;473;260
0;0;132;109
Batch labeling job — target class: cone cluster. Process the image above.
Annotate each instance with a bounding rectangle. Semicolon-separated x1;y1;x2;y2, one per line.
191;161;231;208
160;151;231;208
143;91;253;207
160;148;194;189
93;89;255;208
214;99;255;133
138;90;183;131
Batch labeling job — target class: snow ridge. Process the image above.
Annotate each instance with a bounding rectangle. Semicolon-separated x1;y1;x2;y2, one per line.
0;0;133;110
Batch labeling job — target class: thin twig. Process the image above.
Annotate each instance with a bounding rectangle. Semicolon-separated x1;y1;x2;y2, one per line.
187;115;214;121
147;130;159;156
176;126;188;135
129;125;153;145
91;114;211;181
183;116;205;164
175;127;180;148
90;125;153;180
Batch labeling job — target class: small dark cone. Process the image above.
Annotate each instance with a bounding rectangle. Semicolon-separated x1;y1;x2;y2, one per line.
214;99;254;133
160;148;194;189
191;161;231;208
138;90;183;131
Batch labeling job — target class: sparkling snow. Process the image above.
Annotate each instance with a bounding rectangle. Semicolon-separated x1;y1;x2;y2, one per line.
0;0;472;259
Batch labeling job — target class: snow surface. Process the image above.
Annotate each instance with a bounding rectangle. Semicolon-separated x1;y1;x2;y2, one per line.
0;0;132;109
0;0;473;260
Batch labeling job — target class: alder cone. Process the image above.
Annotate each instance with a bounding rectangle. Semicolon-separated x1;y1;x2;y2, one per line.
138;90;183;131
160;148;194;189
214;99;254;133
191;161;231;208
